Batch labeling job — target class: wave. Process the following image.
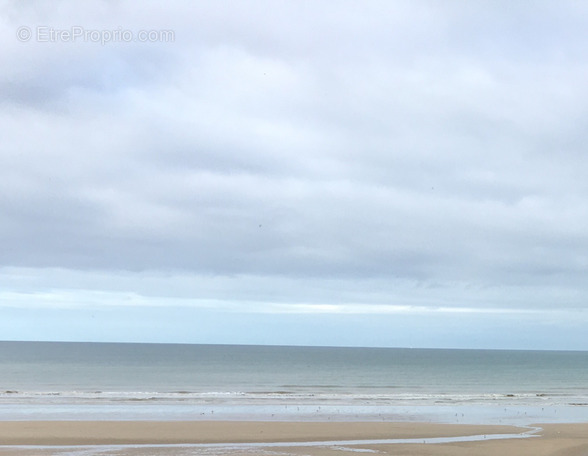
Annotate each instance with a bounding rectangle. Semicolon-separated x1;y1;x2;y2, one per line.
2;390;588;407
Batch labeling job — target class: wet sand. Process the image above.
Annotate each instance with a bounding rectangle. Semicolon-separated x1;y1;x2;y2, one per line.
0;421;586;455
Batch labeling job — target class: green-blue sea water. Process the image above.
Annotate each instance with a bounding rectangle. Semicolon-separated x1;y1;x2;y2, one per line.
1;341;587;423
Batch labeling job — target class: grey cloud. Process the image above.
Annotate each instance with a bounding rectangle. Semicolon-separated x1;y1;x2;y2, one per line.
2;0;588;304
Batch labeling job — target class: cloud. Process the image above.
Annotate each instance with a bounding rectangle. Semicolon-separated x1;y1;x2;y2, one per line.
2;1;588;348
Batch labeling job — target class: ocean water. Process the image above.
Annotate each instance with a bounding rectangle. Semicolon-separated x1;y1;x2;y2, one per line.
1;341;587;424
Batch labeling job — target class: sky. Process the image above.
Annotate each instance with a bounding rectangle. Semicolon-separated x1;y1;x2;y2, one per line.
2;0;588;350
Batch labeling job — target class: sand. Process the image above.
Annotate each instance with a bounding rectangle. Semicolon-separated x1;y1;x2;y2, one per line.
0;421;586;455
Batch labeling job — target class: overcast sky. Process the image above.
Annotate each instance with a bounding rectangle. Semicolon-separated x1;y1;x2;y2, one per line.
2;0;588;349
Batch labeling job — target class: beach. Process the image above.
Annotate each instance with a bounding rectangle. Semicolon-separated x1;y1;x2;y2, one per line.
0;420;587;455
1;344;587;455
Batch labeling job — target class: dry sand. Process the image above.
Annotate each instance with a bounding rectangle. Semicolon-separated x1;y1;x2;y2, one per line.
0;421;586;455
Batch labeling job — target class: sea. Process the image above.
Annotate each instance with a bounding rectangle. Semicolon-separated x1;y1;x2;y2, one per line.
1;341;588;425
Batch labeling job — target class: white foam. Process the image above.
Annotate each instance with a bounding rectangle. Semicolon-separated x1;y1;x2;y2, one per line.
2;389;587;407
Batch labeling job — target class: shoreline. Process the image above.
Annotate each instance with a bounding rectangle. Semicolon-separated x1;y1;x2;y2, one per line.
2;404;586;426
0;421;587;456
0;420;525;445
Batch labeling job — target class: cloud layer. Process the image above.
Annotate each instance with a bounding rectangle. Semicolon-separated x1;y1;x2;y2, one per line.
2;1;588;346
